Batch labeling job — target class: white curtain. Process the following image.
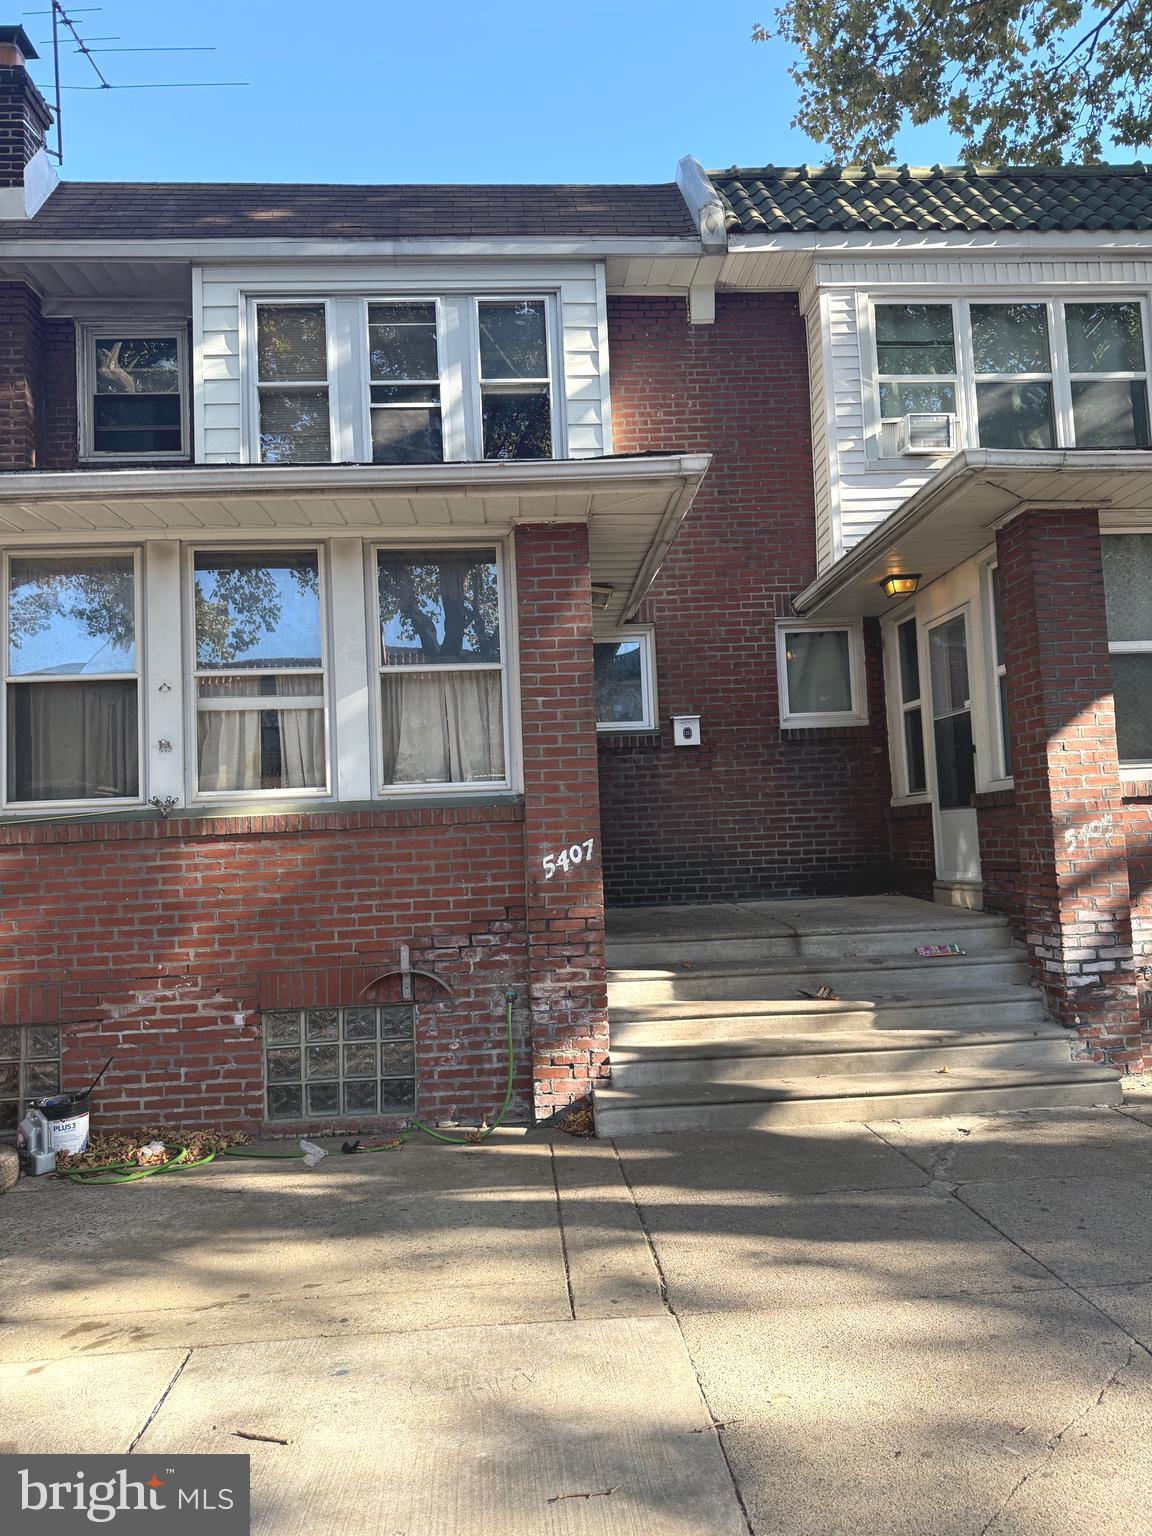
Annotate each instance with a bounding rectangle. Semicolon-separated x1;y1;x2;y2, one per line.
197;674;325;791
381;671;504;785
785;631;852;715
9;680;138;801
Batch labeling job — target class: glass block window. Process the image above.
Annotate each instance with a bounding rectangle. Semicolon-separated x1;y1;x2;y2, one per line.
261;1006;416;1120
0;1025;61;1137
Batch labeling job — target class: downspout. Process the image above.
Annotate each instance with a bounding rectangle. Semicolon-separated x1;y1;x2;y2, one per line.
675;154;729;323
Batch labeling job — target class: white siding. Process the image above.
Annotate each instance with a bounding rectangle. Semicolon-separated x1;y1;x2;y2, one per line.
193;260;610;464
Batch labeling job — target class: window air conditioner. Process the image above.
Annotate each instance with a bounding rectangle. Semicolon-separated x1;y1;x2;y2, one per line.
895;412;957;455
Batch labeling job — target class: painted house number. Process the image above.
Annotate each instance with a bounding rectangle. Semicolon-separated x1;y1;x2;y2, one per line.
543;839;595;879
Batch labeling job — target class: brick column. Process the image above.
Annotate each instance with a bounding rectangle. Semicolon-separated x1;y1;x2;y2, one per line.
0;281;42;468
996;509;1141;1062
514;522;609;1117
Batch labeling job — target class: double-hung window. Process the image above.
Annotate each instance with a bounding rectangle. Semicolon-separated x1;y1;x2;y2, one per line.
81;328;187;460
368;302;444;464
594;629;657;731
986;564;1012;778
375;547;508;789
1104;533;1152;769
255;304;333;464
477;300;553;459
192;549;328;795
875;298;1151;454
893;617;927;794
4;552;140;805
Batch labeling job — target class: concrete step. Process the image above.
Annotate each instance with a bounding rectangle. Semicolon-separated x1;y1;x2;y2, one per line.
606;916;1013;969
609;1028;1075;1087
593;1064;1124;1137
609;993;1047;1042
607;952;1030;1008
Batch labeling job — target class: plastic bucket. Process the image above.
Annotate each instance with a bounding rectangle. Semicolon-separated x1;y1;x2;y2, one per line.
39;1093;90;1155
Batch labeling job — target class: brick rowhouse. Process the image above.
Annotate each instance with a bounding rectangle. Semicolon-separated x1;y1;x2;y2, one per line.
995;509;1144;1068
0;529;607;1132
599;292;896;904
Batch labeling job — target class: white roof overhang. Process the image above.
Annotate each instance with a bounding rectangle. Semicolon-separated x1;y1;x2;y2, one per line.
794;449;1152;620
0;454;710;627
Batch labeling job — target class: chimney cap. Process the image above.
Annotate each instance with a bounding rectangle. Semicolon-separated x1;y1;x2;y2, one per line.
0;25;38;62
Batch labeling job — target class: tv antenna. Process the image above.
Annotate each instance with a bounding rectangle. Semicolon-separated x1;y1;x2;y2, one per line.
23;4;249;164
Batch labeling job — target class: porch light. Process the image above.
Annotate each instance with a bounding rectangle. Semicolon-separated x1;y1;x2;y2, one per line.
881;573;921;599
590;583;615;610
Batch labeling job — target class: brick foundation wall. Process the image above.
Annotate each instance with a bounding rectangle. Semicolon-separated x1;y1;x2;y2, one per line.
598;293;895;904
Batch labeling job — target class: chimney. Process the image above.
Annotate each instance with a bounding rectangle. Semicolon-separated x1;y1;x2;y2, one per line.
0;24;56;218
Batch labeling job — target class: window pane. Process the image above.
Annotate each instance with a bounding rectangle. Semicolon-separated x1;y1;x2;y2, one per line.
879;382;956;419
975;381;1055;448
380;671;505;785
1112;653;1152;762
904;706;927;793
194;551;321;669
1071;380;1150;448
783;630;852;715
478;300;548;379
998;674;1012;775
481;386;552;459
934;712;976;808
875;304;955;375
929;616;969;715
7;679;138;801
896;618;920;704
1065;302;1146;373
257;305;327;382
990;567;1005;666
258;388;331;463
1103;534;1152;642
378;550;500;663
94;337;179;394
8;554;136;676
368;303;438;382
371;406;444;465
196;675;325;791
970;304;1050;374
594;639;645;725
93;393;182;455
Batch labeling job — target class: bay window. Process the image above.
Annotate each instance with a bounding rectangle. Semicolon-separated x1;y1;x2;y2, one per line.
874;298;1152;455
1104;533;1152;767
375;547;508;789
4;552;140;804
192;549;328;794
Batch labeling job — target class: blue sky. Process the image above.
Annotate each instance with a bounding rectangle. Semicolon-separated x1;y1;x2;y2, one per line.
24;0;961;184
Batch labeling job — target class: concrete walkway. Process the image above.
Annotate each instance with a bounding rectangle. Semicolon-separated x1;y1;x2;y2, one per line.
4;1107;1152;1533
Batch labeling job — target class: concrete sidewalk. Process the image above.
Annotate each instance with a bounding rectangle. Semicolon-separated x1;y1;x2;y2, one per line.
4;1110;1152;1533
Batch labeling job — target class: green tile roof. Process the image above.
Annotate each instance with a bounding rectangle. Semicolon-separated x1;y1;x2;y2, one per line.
711;164;1152;234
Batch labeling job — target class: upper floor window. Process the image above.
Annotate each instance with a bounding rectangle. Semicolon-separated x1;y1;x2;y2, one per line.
248;294;558;466
874;299;1151;456
79;326;187;460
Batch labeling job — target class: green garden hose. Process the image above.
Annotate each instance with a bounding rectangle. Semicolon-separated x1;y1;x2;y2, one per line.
59;994;518;1182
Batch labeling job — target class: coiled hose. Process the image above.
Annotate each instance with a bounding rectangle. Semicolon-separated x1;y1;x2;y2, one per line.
61;994;517;1184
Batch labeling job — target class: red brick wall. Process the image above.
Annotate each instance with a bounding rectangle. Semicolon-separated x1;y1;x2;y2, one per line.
973;790;1025;936
888;802;935;901
0;282;42;467
599;293;895;903
41;315;79;469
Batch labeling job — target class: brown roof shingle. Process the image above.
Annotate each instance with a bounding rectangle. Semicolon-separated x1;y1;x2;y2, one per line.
0;180;696;241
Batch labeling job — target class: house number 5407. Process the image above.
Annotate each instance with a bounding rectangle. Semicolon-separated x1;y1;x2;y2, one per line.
543;839;595;879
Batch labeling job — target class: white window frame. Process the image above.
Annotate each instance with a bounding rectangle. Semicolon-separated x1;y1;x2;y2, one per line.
594;625;657;732
77;323;189;463
250;298;337;466
776;619;868;729
981;560;1013;786
362;297;450;464
1;545;145;811
369;539;515;797
1103;527;1152;778
867;296;1152;461
243;292;562;465
883;608;929;800
183;541;333;804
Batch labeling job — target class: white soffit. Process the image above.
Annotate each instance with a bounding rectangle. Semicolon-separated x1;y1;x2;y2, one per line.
0;455;710;626
793;449;1152;620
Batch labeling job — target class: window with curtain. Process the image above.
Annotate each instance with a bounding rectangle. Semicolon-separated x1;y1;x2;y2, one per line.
777;624;865;726
1104;533;1152;766
376;548;506;787
477;300;553;460
193;549;327;793
4;553;140;803
255;305;332;464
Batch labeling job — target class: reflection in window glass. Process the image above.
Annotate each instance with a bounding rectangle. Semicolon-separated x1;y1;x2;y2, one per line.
895;616;926;794
368;303;443;465
91;336;183;455
478;301;552;460
783;630;852;716
594;639;647;727
875;305;956;375
1066;303;1145;373
5;554;139;802
256;305;331;463
970;304;1050;374
975;381;1055;449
